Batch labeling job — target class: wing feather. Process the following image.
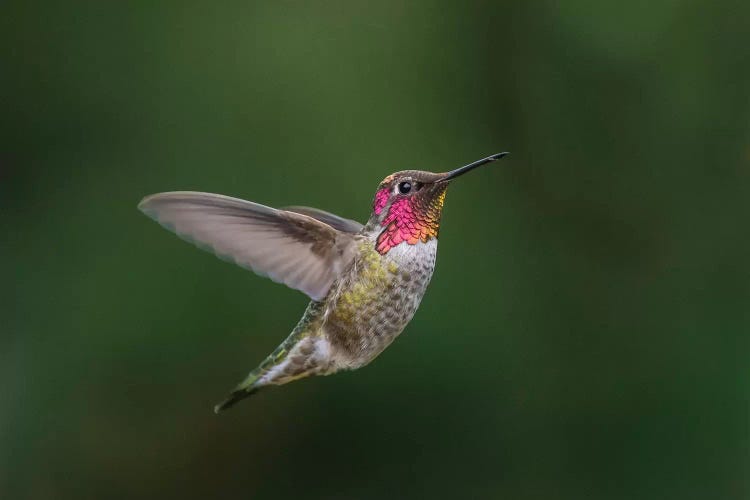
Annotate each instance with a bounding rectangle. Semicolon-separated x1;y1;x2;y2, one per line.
282;206;364;234
138;191;358;300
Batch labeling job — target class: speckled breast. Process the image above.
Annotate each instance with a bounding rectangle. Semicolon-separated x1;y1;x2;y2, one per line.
323;238;438;368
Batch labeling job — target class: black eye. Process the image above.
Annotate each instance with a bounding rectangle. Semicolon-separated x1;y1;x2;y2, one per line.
398;181;412;194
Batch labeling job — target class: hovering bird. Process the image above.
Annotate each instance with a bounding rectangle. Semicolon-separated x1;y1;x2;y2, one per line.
138;152;508;412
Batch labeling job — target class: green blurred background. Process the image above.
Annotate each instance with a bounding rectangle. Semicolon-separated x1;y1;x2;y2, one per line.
3;1;750;498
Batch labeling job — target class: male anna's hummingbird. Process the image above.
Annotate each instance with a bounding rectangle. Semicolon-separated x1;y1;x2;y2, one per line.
139;152;508;412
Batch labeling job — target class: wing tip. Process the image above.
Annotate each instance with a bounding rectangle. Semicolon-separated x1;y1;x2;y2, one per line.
137;195;151;213
137;191;199;213
137;193;166;218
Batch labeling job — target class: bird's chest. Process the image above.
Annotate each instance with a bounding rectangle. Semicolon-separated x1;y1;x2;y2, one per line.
324;239;438;365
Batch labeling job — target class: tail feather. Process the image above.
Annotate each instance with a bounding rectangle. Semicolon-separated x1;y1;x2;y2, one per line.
214;387;260;414
213;326;317;413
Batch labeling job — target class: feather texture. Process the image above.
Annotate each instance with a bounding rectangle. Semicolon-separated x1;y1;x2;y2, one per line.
281;206;363;234
138;191;358;301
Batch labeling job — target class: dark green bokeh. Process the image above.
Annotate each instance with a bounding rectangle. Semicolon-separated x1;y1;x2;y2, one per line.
3;2;749;498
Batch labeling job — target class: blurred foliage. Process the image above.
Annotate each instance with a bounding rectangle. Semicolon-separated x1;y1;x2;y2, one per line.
3;1;750;499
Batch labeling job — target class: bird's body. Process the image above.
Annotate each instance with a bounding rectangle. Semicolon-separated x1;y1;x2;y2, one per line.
138;153;507;412
235;237;437;400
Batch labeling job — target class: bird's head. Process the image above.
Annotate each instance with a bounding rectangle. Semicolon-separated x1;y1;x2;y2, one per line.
368;153;508;254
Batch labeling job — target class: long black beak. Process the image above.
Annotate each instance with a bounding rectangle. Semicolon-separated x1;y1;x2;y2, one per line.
439;152;509;181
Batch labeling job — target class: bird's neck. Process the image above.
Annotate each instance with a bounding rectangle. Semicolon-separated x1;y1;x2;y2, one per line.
371;191;447;255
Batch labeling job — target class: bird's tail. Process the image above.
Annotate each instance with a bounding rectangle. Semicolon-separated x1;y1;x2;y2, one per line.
214;317;318;413
214;385;260;414
213;360;270;414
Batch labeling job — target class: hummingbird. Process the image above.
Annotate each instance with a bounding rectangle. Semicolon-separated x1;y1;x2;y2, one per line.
138;152;508;412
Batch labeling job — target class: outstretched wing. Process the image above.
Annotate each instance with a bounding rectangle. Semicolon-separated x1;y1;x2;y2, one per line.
282;206;364;234
138;191;359;301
